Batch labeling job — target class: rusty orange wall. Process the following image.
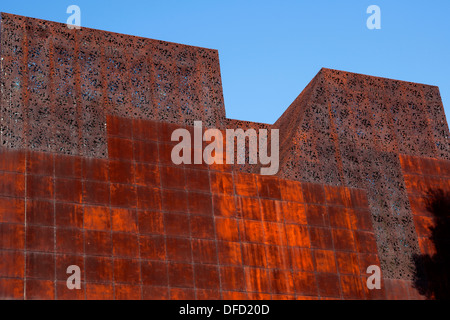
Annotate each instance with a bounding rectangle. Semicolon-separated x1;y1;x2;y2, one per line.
374;154;450;300
353;155;450;301
0;116;384;300
401;154;450;256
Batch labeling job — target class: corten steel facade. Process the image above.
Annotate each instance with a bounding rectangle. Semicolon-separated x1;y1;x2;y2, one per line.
0;12;449;300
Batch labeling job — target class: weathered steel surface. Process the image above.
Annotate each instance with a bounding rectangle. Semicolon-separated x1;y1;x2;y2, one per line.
0;13;226;158
273;68;450;280
1;13;449;299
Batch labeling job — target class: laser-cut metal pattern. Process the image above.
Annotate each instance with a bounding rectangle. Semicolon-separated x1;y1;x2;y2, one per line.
0;13;226;158
274;68;450;279
224;118;271;174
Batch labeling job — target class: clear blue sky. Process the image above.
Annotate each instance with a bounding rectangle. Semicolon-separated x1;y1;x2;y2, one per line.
1;0;449;125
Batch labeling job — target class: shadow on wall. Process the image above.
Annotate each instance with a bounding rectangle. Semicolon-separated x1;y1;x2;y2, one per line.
413;189;450;300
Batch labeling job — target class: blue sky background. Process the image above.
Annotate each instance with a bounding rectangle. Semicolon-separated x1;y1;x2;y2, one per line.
1;0;449;125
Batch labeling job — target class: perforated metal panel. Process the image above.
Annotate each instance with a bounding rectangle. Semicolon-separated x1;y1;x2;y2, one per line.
0;13;226;158
274;69;450;279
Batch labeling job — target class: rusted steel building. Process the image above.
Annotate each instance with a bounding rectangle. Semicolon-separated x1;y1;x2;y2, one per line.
0;13;449;300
